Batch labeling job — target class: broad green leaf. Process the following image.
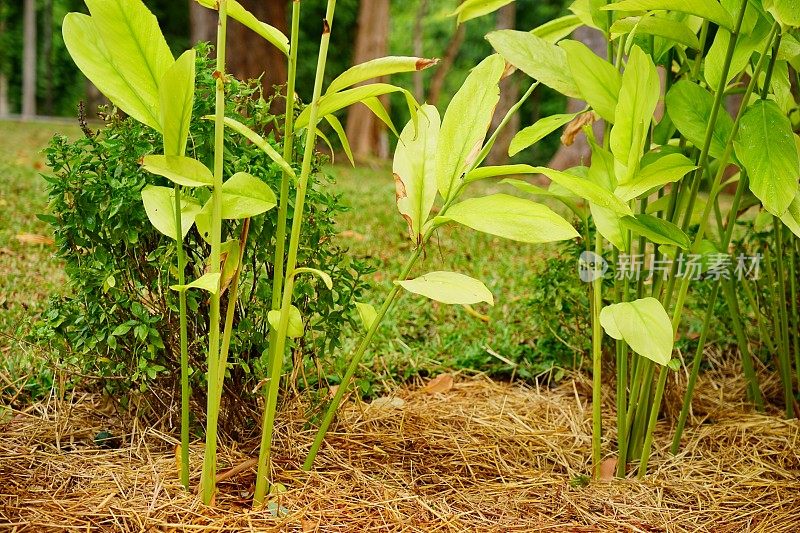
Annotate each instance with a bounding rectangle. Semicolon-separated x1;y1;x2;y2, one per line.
355;302;378;331
159;50;195;157
529;167;633;215
141;185;200;240
560;40;622;122
532;15;583;43
764;0;800;28
570;0;611;32
451;0;514;23
327;56;438;94
141;155;214;187
268;306;304;338
610;46;660;184
195;0;288;55
665;80;734;159
436;194;580;243
735;100;800;215
436;55;505;200
704;3;771;90
171;272;221;294
466;164;542;183
780;190;800;237
83;0;174;125
620;213;691;249
602;0;734;31
486;30;581;98
293;267;333;290
62;13;161;130
219;172;277;219
215;117;296;179
324;114;354;166
396;272;494;306
296;84;416;133
592;204;629;251
615;153;697;200
509;111;582;156
610;15;701;50
599;297;673;366
394;104;440;242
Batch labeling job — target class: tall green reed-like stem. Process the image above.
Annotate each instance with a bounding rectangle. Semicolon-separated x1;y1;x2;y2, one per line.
200;0;228;505
590;235;604;478
303;82;539;470
175;196;189;489
789;240;799;393
253;0;337;507
252;0;301;508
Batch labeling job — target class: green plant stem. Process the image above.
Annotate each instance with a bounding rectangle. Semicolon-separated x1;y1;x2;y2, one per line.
789;238;799;393
200;0;228;505
301;80;539;471
772;224;795;418
254;0;337;508
637;365;668;478
591;235;603;478
742;275;776;354
720;277;762;407
252;0;301;507
174;186;190;490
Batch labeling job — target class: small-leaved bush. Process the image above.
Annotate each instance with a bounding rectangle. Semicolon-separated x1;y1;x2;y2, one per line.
35;44;373;418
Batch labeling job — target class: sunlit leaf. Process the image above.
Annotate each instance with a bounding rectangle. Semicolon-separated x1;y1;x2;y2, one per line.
355;302;378;331
600;297;673;365
293;267;333;290
160;50;196;157
396;271;494;306
620;213;691;249
451;0;514;23
615;153;697;200
327;56;438;94
602;0;734;30
509;111;582;156
171;272;221;294
665;80;734;159
268;306;304;338
141;185;201;240
560;40;621;122
141;155;214;187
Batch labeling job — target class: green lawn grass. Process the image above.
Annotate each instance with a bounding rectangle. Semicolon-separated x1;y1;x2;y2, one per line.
1;119;579;398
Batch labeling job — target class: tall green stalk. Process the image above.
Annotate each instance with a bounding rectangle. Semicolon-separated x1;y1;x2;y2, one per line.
253;0;301;507
174;184;190;489
200;0;228;505
253;0;337;507
590;235;604;478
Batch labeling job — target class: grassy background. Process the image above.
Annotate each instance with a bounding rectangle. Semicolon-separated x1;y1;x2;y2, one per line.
0;119;580;398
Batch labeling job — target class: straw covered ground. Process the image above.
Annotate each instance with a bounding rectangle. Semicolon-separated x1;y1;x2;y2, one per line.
1;356;799;532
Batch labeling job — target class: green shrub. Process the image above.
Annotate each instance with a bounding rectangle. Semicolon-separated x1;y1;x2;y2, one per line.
34;44;373;423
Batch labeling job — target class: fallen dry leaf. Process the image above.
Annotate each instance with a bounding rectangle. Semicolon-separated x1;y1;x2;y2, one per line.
368;396;405;410
422;374;454;395
339;229;365;241
598;457;618;481
15;233;54;245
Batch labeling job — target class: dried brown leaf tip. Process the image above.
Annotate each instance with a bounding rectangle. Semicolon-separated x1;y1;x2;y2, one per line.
416;58;440;71
393;173;414;237
561;112;596;146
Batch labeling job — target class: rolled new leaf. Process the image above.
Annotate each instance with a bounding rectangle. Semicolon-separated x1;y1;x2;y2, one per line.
396;271;494;306
600;297;673;366
210;117;296;179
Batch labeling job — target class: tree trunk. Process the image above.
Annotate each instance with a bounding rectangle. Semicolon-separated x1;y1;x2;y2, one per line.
427;16;465;106
43;0;54;115
189;0;217;45
22;0;36;118
0;8;8;118
546;26;606;170
345;0;391;161
487;3;518;165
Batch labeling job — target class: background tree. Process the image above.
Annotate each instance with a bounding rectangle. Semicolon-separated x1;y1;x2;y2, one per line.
487;2;517;165
22;0;36;118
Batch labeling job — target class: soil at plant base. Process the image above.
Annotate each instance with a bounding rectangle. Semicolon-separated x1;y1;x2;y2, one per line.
1;354;798;532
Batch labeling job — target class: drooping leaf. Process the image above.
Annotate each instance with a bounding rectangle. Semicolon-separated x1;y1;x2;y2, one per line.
466;164;543;183
620;213;692;249
268;306;304;338
530;167;633;215
214;117;296;179
355;302;378;331
780;189;800;237
487;30;581;98
159;49;195;157
665;80;734;159
218;172;277;219
327;56;439;94
324;114;354;165
171;272;221;294
436;55;505;200
141;155;214;187
194;0;289;55
602;0;734;30
62;13;162;130
610;46;660;184
735;100;800;215
610;15;701;50
451;0;515;23
396;272;494;306
599;297;674;366
393;104;440;242
532;14;583;43
361;97;400;137
508;111;582;156
560;40;622;122
436;194;580;243
615;153;697;200
293;267;333;290
141;185;200;240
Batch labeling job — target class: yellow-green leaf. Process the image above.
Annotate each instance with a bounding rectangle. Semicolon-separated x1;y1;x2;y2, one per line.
327;56;439;94
141;185;201;240
195;0;288;55
396;272;494;306
268;306;304;338
160;50;196;157
171;272;221;294
141;155;214;187
600;297;673;365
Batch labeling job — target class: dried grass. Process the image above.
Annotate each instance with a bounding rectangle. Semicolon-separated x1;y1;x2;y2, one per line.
1;356;799;532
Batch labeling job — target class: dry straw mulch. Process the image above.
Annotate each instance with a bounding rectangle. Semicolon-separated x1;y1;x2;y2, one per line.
1;359;799;532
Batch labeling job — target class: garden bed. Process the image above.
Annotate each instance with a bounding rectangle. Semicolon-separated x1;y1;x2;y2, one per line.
2;357;798;532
